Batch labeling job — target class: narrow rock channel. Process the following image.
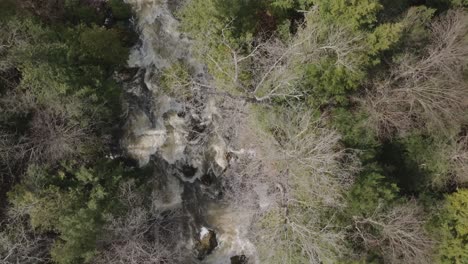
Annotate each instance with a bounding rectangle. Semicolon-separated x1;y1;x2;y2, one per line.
120;0;258;263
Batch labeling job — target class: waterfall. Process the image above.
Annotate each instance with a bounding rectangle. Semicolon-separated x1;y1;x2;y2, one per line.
120;0;259;263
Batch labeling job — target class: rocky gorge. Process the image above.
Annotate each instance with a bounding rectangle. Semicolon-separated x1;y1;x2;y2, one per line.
119;0;260;262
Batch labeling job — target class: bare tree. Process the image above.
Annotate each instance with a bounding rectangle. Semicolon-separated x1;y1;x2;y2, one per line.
218;105;360;264
0;106;89;166
364;9;468;137
190;10;366;103
0;206;52;264
255;111;358;264
0;17;39;72
250;106;359;199
352;201;434;264
92;180;187;264
26;109;88;162
0;84;99;173
451;135;468;185
250;19;365;102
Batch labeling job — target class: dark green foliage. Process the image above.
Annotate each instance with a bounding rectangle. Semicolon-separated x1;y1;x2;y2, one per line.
0;0;17;20
331;108;380;161
398;6;435;54
401;134;454;190
0;5;136;262
64;0;105;25
178;0;263;42
376;134;455;194
268;0;314;28
347;169;399;217
108;0;133;20
0;14;129;167
378;0;412;20
68;25;129;67
269;0;314;10
427;0;468;9
298;0;402;107
9;161;124;264
213;0;265;37
303;58;363;106
451;0;468;6
314;0;383;29
377;140;429;194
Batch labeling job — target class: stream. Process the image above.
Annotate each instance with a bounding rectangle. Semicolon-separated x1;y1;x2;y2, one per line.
120;0;259;263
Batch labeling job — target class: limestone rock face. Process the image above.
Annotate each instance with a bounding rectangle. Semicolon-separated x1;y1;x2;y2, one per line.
120;0;258;263
122;108;167;166
122;95;186;166
122;88;229;180
160;112;187;164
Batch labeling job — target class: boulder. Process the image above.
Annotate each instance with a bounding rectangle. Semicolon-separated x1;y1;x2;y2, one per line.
195;227;218;260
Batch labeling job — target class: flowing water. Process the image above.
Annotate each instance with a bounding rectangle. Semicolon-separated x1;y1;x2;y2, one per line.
121;0;258;263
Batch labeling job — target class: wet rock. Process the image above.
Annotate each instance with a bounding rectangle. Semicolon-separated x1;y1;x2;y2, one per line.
122;109;167;166
200;173;215;186
160;112;187;164
231;255;248;264
181;164;197;178
103;14;114;28
115;67;139;82
205;134;228;176
122;96;187;166
195;227;218;260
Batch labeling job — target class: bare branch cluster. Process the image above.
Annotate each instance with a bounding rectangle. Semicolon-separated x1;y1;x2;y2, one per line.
364;9;468;137
0;19;32;71
252;18;364;102
252;110;359;263
265;107;359;201
352;201;434;264
92;180;187;264
451;135;468;185
0;108;88;166
252;199;348;264
217;104;359;263
0;207;52;264
0;88;98;180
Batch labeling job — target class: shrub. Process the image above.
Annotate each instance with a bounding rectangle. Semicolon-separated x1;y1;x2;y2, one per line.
9;162;123;264
269;0;314;10
331;108;379;153
70;25;129;67
108;0;132;20
303;58;364;106
347;169;399;217
314;0;383;30
433;189;468;263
